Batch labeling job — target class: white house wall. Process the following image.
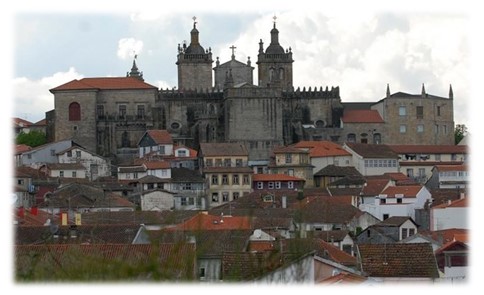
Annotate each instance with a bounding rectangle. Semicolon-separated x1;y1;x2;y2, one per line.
431;207;469;231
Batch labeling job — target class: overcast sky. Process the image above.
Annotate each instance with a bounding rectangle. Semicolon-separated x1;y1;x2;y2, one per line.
8;0;476;133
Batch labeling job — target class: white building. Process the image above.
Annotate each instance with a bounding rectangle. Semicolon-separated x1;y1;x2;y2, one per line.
343;143;399;176
430;197;469;231
57;146;111;180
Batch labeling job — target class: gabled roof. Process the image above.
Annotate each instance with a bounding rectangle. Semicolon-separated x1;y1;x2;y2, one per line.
15;144;32;155
144;130;173;145
387;144;468;154
14;117;33;127
50;77;157;92
375;216;417;227
174;144;197;158
380;185;423;198
292;141;351;157
357;243;439;278
419;228;468;245
272;145;308;154
200;142;248;157
143;161;171;170
341;109;384;123
252;174;304;182
314;165;362;177
361;178;391;196
344;143;398;159
166;212;252;231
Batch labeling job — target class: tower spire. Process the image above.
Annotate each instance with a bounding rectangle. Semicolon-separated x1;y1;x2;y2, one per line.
449;84;454;100
127;54;144;81
421;83;426;97
386;83;390;98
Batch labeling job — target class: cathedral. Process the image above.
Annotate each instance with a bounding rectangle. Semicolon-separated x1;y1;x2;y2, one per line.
47;18;455;164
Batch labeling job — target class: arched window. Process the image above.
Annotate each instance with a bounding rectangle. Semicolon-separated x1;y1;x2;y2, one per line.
347;133;356;143
69;102;81;121
279;68;285;80
269;68;275;81
373;133;382;144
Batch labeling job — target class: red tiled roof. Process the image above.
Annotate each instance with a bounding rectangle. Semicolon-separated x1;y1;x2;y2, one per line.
143;161;171;170
422;228;468;245
341;109;384;123
14;117;33;127
15;144;32;155
362;178;391;196
293;141;351;157
272;145;308;154
387;144;468;154
380;185;423;198
252;174;304;182
50;77;157;92
318;272;366;284
167;212;252;231
432;197;468;209
434;164;467;172
200;142;248;157
146;130;173;145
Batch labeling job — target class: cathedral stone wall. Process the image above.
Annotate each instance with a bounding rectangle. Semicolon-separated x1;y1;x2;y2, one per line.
178;61;213;91
372;95;454;145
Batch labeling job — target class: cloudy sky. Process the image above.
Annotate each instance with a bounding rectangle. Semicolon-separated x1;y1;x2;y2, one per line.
7;0;477;133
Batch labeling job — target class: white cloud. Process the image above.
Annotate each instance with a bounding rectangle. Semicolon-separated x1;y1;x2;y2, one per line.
117;38;144;60
13;67;83;122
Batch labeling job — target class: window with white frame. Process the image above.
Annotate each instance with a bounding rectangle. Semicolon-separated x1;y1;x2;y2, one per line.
288;181;294;189
257;182;263;189
268;182;274;189
399;106;407;116
400;125;407;133
275;182;281;189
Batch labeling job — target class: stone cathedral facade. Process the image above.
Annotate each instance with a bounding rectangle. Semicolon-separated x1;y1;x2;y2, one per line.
48;19;455;164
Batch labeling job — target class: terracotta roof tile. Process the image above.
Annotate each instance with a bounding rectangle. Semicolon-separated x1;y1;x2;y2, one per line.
50;77;157;92
432;197;468;208
15;144;32;155
380;185;423;198
358;243;439;278
166;212;252;231
142;160;171;170
433;164;467;172
14;117;33;127
293;141;351;157
345;143;398;158
145;130;173;145
341;109;384;123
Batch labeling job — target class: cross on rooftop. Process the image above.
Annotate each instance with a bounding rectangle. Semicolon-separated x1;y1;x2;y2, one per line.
230;45;236;59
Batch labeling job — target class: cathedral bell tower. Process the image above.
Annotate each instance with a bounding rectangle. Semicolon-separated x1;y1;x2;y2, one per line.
257;16;294;89
176;17;213;91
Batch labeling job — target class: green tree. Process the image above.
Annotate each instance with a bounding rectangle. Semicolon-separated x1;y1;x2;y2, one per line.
454;124;468;144
16;130;47;147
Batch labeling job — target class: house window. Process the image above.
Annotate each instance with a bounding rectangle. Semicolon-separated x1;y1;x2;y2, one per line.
288;181;294;189
435;154;441;161
177;150;187;157
224;159;231;167
17;179;24;185
443;125;447;135
212;193;219;202
137;105;145;119
206;159;213;167
211;175;218;185
59;171;64;177
383;214;389;220
50;149;56;156
373;133;381;144
67;151;72;157
287;169;294;176
215;159;222;167
416;106;424;119
188;197;195;205
419;168;426;177
285;154;292;164
199;267;206;280
69;102;81;121
243;175;250;185
268;182;274;189
119;105;127;119
347;133;356;143
402;228;408;239
97;105;105;119
400;125;407;133
222;192;229;202
76;151;81;158
397;198;402;204
275;182;281;189
257;182;264;189
72;171;77;178
133;172;138;179
409;228;415;236
417;124;424;133
407;168;414;177
380;199;386;204
147;183;154;190
181;197;187;206
235;159;243;167
399;106;406;116
232;174;239;185
222;175;228;185
233;192;240;200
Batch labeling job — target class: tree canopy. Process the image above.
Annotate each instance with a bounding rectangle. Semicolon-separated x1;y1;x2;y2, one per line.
16;130;47;147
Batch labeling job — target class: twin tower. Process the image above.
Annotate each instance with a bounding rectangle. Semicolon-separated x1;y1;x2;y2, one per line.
176;18;294;91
